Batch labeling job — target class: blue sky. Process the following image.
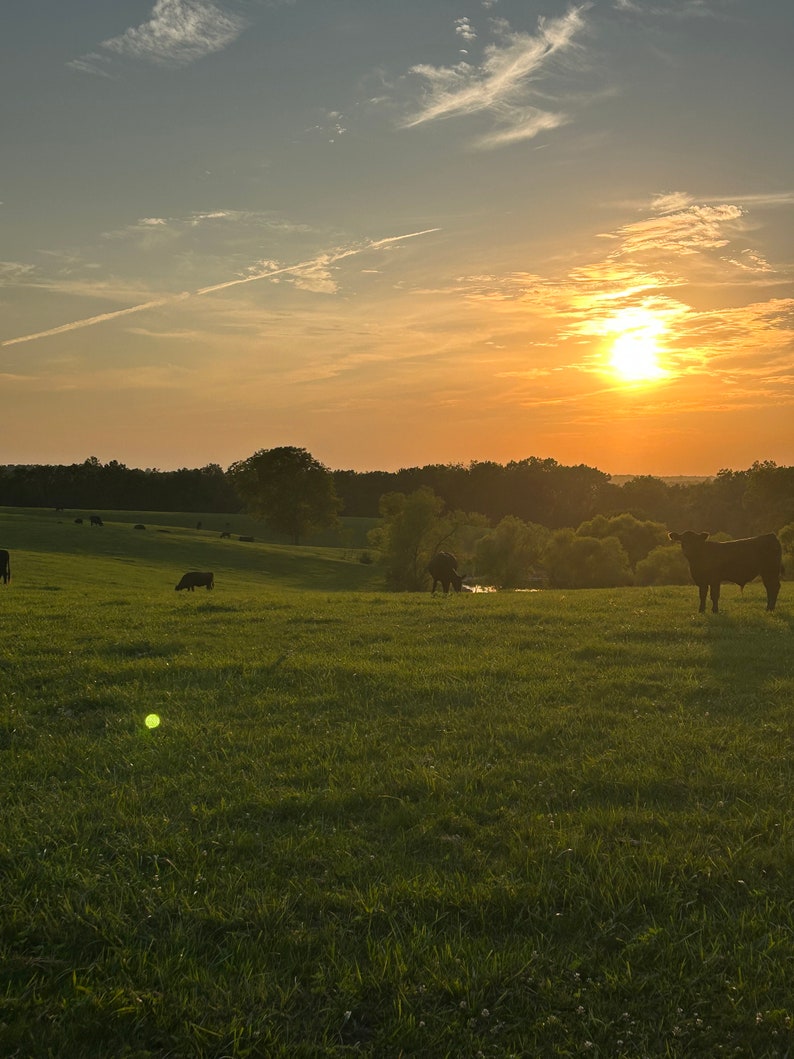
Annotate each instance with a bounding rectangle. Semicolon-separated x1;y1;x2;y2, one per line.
2;0;793;474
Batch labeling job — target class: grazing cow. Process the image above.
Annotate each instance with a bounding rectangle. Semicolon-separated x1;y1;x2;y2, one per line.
220;531;231;539
668;530;783;613
427;551;464;594
0;549;10;585
175;571;214;592
89;515;103;527
134;524;146;530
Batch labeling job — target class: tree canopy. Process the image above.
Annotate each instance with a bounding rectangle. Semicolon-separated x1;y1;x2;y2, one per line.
227;447;341;544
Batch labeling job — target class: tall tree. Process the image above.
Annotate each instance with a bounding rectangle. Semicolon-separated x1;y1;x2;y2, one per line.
228;447;341;544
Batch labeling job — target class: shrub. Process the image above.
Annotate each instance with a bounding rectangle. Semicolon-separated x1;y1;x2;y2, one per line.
634;544;692;586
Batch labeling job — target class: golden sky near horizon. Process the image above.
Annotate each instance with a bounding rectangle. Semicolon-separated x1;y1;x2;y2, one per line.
2;1;793;476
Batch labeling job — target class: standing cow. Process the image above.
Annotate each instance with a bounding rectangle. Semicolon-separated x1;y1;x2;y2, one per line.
668;530;783;613
427;551;464;594
89;515;104;527
0;549;10;585
175;572;215;591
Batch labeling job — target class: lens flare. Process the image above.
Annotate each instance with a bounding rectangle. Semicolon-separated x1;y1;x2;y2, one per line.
145;713;161;729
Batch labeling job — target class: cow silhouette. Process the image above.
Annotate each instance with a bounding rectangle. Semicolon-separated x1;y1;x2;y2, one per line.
427;552;464;594
668;530;783;613
175;572;215;592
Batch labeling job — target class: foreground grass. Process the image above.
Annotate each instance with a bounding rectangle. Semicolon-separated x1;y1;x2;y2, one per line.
1;516;793;1056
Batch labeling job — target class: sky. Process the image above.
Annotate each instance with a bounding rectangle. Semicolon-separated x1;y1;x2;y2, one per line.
2;0;793;477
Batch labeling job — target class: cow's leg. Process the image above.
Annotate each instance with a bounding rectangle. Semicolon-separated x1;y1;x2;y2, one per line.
763;573;780;611
710;581;720;614
698;583;708;613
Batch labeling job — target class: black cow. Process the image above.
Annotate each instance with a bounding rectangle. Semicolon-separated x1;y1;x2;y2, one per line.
0;549;10;585
175;571;215;592
89;515;103;527
134;524;146;530
428;551;464;594
668;530;783;613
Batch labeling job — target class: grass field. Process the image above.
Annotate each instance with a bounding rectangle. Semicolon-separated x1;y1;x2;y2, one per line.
1;508;793;1057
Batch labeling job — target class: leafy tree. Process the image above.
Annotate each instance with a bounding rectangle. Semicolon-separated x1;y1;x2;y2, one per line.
615;475;673;521
634;544;692;586
544;530;632;589
741;462;794;533
228;446;341;544
475;516;550;588
577;513;668;569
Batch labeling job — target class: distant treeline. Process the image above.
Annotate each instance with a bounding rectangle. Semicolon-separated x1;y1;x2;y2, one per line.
2;455;793;537
0;458;241;514
334;458;794;538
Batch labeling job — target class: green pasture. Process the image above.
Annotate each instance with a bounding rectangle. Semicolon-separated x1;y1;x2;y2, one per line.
1;509;793;1057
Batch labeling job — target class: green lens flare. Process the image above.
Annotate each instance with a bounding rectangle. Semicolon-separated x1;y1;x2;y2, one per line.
145;714;161;729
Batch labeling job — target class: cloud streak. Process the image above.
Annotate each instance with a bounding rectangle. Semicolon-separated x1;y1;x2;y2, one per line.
0;228;441;348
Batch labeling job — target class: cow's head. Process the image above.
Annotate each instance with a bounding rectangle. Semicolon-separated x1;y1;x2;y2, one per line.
451;571;464;592
669;530;709;557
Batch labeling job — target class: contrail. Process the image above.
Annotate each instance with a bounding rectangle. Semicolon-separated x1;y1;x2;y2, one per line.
1;227;441;348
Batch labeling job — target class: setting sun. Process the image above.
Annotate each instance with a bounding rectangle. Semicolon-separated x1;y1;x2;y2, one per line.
606;310;668;383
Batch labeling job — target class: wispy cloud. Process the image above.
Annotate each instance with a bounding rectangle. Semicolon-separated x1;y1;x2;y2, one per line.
0;261;37;284
603;203;745;257
613;0;721;17
401;5;590;148
68;0;245;74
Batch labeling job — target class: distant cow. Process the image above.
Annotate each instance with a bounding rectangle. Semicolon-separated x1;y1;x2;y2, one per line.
668;530;783;613
220;531;231;539
89;515;103;527
74;518;83;525
175;571;214;592
0;549;10;585
134;524;146;530
428;551;464;594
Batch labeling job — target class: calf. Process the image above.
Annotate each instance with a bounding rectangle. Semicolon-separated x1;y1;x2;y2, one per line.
175;571;215;592
668;530;782;613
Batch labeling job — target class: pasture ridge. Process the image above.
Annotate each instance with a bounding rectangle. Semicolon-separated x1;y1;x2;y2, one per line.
1;508;793;1057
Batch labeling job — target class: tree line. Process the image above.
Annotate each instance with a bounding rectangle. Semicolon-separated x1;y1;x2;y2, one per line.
0;458;240;514
3;453;793;541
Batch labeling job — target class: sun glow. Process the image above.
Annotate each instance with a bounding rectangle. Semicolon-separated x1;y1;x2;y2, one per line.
606;310;668;383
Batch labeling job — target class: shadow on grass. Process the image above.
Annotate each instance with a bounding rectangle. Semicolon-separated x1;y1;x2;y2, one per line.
696;601;794;717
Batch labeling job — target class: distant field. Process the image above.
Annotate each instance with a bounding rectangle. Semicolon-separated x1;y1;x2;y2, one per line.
0;507;381;593
1;509;793;1057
